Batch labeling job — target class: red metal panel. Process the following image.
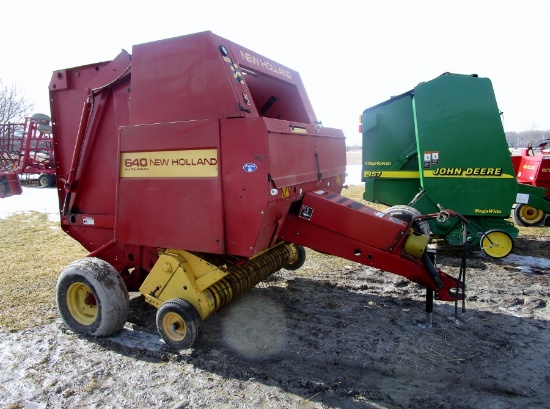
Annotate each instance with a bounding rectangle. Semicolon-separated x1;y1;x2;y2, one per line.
221;118;272;256
49;58;131;258
129;32;243;126
116;120;224;253
265;118;346;187
517;156;542;185
0;171;22;198
535;157;550;192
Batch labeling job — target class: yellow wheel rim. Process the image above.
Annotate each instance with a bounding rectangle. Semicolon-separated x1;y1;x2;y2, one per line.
66;282;97;325
519;205;544;224
481;231;513;258
162;312;187;342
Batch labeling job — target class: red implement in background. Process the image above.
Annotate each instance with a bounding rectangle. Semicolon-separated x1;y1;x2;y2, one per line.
510;143;550;226
0;170;22;198
50;31;465;349
0;114;55;187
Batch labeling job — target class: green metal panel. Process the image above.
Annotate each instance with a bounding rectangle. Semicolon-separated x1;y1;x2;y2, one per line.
363;73;519;217
362;91;421;205
361;73;524;249
412;74;518;217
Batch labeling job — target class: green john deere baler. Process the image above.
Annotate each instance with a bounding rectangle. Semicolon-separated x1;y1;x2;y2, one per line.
361;72;549;258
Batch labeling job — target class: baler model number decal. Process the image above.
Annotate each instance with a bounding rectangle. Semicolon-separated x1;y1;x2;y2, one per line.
362;170;420;178
120;149;218;178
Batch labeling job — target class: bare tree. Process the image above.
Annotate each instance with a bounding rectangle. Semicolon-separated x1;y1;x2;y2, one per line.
0;80;34;124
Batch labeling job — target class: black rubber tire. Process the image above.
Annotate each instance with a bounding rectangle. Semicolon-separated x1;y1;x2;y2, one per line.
511;203;545;227
383;205;430;236
47;174;56;187
156;299;202;350
285;244;306;271
37;173;51;188
56;257;129;337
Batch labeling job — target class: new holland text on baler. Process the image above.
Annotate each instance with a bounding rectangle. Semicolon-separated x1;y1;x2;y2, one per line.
50;32;465;350
360;73;550;259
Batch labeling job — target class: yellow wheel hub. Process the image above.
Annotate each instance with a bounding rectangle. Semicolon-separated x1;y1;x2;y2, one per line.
161;312;188;342
66;282;97;325
480;230;513;258
519;205;544;224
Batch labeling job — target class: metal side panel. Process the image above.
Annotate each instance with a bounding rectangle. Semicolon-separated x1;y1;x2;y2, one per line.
116;119;224;254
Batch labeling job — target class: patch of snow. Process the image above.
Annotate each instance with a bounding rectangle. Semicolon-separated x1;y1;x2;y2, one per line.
476;251;550;274
0;186;59;222
345;164;362;185
501;254;550;274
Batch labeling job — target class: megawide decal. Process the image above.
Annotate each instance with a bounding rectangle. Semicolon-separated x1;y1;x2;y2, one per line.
120;149;218;178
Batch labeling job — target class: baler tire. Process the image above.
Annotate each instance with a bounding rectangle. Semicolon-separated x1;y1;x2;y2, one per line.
156;299;202;350
480;230;513;259
56;257;129;337
285;244;306;271
512;203;545;227
383;205;430;236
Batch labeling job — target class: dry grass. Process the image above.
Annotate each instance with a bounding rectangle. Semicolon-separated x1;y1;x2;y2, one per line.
0;212;86;330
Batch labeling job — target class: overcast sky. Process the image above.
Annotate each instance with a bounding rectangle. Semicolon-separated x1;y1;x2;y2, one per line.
1;1;548;145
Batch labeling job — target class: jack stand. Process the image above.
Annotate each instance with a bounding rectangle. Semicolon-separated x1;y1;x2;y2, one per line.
426;288;434;327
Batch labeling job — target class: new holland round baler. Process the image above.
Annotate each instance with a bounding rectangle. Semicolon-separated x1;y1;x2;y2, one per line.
50;32;465;350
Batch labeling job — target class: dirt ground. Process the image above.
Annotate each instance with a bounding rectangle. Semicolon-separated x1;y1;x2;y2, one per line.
1;155;549;408
2;235;549;409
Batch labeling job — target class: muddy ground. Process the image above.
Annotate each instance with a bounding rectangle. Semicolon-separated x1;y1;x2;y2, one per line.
1;152;549;408
1;236;549;409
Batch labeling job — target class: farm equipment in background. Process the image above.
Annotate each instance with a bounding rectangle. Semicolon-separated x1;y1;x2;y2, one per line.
0;170;22;198
510;141;550;226
0;113;56;187
360;73;550;258
49;31;466;350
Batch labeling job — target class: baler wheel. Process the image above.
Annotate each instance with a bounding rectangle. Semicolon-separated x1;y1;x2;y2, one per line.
512;204;545;227
383;205;430;236
480;230;513;258
156;298;202;350
56;257;129;336
285;244;306;271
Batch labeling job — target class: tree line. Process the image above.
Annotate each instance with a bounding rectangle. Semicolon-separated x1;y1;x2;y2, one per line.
505;129;550;149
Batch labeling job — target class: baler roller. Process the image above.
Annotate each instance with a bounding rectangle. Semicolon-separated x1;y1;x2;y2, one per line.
206;243;294;311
